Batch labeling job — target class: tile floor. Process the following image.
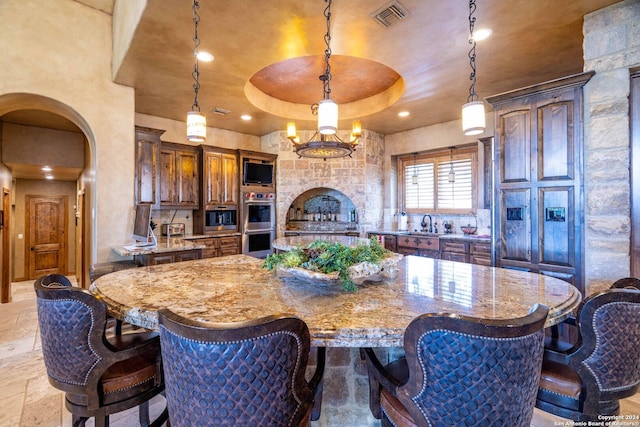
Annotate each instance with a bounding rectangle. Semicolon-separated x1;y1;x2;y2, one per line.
1;278;639;427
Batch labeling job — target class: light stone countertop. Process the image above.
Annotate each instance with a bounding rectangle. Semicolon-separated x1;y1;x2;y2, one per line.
90;254;581;347
111;237;206;257
273;235;371;251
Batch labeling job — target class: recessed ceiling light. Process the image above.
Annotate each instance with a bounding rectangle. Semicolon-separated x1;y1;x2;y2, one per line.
41;166;52;172
45;174;54;180
240;114;252;121
472;28;492;42
196;51;214;62
398;111;410;117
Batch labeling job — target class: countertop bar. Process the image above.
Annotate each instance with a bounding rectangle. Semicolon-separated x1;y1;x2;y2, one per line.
272;235;370;251
370;229;491;241
111;237;206;257
90;254;581;347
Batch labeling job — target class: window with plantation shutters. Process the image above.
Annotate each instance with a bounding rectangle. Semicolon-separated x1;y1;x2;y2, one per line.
400;147;477;214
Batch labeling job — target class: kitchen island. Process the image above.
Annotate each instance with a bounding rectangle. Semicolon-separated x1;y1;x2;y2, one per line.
90;254;580;425
91;254;579;347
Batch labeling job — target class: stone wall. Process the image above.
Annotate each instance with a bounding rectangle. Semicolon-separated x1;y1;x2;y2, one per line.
583;0;640;295
261;129;385;237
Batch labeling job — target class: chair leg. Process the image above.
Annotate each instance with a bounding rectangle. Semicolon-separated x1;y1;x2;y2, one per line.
93;411;109;427
72;414;88;427
139;401;150;426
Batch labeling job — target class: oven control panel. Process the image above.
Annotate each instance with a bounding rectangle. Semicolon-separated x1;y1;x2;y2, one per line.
244;192;275;202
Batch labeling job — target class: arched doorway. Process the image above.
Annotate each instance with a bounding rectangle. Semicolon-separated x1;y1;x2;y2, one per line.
0;93;96;301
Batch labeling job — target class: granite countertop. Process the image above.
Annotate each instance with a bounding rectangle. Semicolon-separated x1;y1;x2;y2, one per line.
273;235;371;251
183;232;242;239
112;236;207;256
91;254;580;347
370;230;490;242
285;230;359;235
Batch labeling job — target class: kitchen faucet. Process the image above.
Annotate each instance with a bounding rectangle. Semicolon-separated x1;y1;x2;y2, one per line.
420;214;433;233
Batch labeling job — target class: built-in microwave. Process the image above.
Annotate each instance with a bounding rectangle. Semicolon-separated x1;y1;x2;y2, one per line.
204;206;237;232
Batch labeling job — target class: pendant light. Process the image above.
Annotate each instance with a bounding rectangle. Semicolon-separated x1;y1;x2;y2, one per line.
286;0;361;160
448;147;456;183
412;153;418;185
187;0;206;142
461;0;485;136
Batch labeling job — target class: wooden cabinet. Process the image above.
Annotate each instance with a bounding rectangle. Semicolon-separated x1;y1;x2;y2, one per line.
487;72;592;294
134;126;163;206
368;233;397;252
159;142;199;209
396;235;439;258
440;239;468;263
469;241;492;266
186;235;240;259
201;147;238;207
135;249;202;266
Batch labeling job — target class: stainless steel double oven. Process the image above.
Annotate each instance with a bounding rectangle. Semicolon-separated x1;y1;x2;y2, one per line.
241;192;276;258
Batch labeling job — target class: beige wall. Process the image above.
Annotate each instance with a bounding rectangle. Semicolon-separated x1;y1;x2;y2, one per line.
383;115;494;231
0;0;135;264
12;179;77;280
2;123;84;168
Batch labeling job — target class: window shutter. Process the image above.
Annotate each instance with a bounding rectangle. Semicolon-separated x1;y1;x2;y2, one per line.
437;159;473;210
405;162;434;210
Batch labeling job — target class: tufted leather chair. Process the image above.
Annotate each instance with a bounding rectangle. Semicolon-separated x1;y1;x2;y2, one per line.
34;275;168;427
158;309;326;427
536;288;640;421
360;305;549;427
611;277;640;290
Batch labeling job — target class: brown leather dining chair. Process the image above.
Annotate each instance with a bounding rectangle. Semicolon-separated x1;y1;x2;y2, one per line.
157;309;326;427
611;277;640;289
536;287;640;421
360;305;549;427
34;274;168;427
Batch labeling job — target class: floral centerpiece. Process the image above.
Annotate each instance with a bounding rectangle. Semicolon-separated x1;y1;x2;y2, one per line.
262;237;402;291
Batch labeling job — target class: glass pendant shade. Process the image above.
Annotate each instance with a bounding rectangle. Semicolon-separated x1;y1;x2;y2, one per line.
318;99;338;135
462;100;485;136
187;111;207;142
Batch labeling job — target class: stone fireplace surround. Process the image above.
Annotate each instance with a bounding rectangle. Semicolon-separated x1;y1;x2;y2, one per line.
260;129;385;238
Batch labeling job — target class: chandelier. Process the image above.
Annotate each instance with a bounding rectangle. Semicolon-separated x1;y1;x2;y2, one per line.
461;0;486;136
187;0;206;142
286;0;361;160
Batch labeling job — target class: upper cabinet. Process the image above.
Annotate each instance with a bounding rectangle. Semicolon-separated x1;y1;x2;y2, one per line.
487;72;593;296
201;146;238;207
134;126;163;206
134;126;199;209
159;142;199;209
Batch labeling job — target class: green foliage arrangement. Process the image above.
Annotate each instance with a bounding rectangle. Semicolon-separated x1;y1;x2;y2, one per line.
262;237;388;291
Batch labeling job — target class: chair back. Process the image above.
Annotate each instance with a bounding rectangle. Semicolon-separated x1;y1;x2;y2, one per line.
571;288;640;401
611;277;640;290
34;276;110;397
158;309;317;427
398;305;549;427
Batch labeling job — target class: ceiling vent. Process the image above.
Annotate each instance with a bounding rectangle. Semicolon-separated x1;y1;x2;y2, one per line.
371;1;409;28
211;107;230;115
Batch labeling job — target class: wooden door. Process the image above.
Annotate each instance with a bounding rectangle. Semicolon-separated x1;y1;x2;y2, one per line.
221;153;238;205
26;195;67;279
487;72;592;296
204;152;222;206
175;149;198;207
159;148;176;206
